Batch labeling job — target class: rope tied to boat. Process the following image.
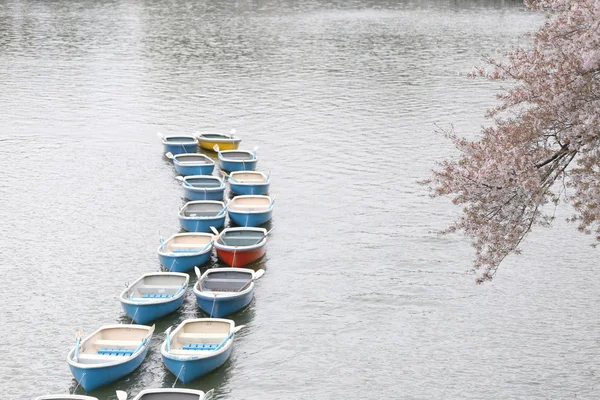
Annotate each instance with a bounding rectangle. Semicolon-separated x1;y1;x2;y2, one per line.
210;294;217;318
131;307;139;324
173;365;185;388
73;372;86;394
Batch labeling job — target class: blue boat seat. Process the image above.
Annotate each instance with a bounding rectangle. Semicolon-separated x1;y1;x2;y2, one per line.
141;293;173;298
182;343;219;350
97;348;134;356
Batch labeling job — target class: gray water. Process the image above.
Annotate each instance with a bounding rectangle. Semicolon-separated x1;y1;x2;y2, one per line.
1;1;598;399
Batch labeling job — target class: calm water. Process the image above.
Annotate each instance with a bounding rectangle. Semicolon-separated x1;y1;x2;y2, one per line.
1;0;598;399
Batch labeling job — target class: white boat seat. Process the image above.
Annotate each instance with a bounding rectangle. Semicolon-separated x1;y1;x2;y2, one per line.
93;339;141;348
177;332;227;341
169;244;206;251
76;353;129;363
136;284;183;290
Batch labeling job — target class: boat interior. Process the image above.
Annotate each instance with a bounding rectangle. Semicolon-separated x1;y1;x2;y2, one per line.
165;234;212;252
136;393;202;400
182;202;224;217
220;230;264;247
125;274;187;300
169;320;232;356
199;270;252;293
76;327;150;364
220;151;254;161
229;196;270;211
230;172;267;183
200;133;235;140
175;154;212;164
185;177;223;188
166;136;196;143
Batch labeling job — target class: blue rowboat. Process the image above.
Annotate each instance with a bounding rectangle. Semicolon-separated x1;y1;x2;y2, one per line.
217;150;257;172
161;319;244;384
178;201;227;233
66;324;154;392
167;153;215;176
116;388;214;400
161;135;198;155
193;267;265;318
227;195;274;227
157;233;214;273
179;175;225;201
35;396;98;400
227;171;270;195
120;273;189;325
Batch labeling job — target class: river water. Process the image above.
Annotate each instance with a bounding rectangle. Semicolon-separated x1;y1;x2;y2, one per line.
0;0;598;399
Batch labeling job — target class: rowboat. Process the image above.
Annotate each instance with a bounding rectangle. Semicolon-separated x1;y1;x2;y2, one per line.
35;396;98;400
193;267;265;317
227;171;270;195
116;388;214;400
197;132;241;151
213;227;268;267
67;324;154;392
160;135;198;155
178;175;225;201
157;233;214;272
178;200;227;233
161;319;244;383
120;272;189;324
216;148;258;172
166;153;215;176
227;195;274;227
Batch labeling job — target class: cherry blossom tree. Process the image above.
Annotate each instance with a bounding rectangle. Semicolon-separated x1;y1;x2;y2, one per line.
426;0;600;283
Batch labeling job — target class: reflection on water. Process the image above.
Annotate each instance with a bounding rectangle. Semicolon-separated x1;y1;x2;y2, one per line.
1;1;599;399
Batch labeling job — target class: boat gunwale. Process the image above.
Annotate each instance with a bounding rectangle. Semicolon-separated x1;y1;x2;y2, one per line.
227;195;273;214
119;272;190;306
197;133;242;144
193;268;255;298
160;318;236;361
181;175;225;191
34;396;99;400
213;227;267;251
157;232;215;257
173;153;215;166
229;171;270;185
132;388;207;400
162;135;199;145
66;324;153;370
217;150;257;162
178;201;227;221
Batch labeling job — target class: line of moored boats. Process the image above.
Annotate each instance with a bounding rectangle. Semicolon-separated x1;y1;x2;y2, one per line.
36;131;273;400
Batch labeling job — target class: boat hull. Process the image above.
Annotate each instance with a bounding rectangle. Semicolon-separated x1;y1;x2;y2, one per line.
121;297;186;325
199;140;239;151
179;215;226;233
183;186;224;201
164;142;198;156
68;344;151;392
162;346;233;383
174;163;215;177
219;159;257;172
158;252;212;272
195;290;254;318
216;246;266;267
228;209;272;227
229;182;269;195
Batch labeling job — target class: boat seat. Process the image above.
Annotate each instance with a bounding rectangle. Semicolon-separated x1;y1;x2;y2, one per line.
182;343;219;350
141;293;173;298
97;348;134;356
